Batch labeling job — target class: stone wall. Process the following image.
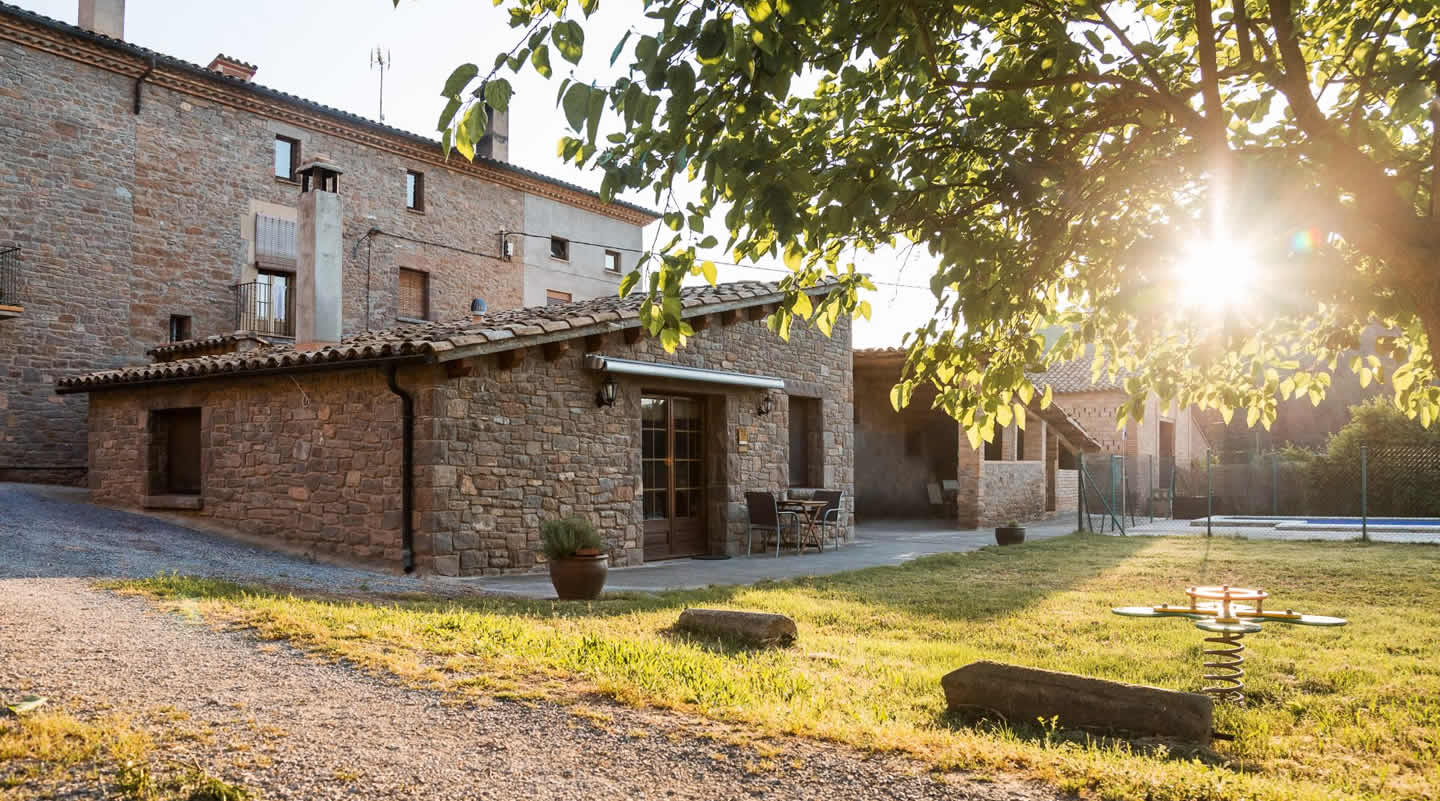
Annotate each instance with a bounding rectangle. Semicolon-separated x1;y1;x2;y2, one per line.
416;315;854;576
87;366;413;566
977;461;1047;527
0;29;577;483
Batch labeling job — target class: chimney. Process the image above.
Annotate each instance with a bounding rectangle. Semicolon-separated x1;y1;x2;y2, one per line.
294;156;344;348
207;54;257;82
78;0;124;39
478;105;509;162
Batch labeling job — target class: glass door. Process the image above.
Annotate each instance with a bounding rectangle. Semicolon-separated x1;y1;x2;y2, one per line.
641;395;706;560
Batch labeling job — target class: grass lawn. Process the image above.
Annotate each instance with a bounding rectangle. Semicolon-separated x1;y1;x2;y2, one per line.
123;534;1440;801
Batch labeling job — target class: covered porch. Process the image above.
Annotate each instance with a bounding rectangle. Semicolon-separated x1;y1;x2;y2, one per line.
852;349;1101;527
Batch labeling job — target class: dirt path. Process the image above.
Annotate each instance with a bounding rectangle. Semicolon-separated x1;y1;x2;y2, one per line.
0;483;1058;800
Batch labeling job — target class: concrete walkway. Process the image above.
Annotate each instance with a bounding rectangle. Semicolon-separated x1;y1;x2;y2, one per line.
466;518;1079;597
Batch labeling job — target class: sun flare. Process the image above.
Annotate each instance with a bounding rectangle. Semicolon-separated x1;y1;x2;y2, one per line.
1176;239;1258;308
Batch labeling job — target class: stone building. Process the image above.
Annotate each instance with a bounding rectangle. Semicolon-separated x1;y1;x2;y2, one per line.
853;346;1213;526
1039;351;1212;503
60;278;853;575
0;0;656;485
853;348;1100;527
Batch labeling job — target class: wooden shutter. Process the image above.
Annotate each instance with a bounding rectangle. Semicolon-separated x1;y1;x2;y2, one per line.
398;269;428;320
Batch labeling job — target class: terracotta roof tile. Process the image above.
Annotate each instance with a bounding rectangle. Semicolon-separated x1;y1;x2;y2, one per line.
57;280;813;393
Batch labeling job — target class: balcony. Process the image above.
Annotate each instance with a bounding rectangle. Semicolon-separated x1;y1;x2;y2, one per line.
234;279;294;337
0;247;21;318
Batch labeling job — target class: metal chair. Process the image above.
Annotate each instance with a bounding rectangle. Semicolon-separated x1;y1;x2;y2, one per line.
745;491;799;557
812;489;846;549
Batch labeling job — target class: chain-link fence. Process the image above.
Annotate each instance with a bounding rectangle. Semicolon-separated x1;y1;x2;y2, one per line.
1077;442;1440;538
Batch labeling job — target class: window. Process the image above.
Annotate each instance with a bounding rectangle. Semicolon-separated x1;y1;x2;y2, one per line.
1058;444;1078;470
274;135;299;181
168;315;192;342
546;289;572;306
405;170;424;211
398;268;429;320
1015;426;1026;461
983;434;1003;461
604;249;622;273
550;236;569;261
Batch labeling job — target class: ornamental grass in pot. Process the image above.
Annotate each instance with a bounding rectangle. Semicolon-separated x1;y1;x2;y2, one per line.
540;516;608;600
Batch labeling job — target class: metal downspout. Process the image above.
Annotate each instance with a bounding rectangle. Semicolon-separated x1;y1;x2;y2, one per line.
133;55;156;114
385;364;416;573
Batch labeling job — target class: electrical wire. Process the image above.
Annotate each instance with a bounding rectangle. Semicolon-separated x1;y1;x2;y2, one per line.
501;230;933;291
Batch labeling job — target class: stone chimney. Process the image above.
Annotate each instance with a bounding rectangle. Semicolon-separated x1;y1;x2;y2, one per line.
294;156;343;348
478;105;509;162
207;54;257;81
78;0;124;39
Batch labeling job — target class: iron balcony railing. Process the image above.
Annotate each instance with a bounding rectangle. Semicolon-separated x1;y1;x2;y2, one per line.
234;279;295;337
0;247;19;307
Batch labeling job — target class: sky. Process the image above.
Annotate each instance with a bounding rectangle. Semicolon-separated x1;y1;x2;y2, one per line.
16;0;940;348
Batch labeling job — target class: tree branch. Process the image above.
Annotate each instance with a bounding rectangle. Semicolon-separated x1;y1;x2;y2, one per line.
1345;3;1402;136
1192;0;1228;150
1265;0;1333;139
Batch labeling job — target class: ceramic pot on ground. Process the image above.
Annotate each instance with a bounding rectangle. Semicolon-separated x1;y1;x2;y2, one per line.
994;526;1026;546
547;553;609;600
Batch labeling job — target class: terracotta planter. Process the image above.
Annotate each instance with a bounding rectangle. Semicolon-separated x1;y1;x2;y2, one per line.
547;553;609;600
995;526;1026;546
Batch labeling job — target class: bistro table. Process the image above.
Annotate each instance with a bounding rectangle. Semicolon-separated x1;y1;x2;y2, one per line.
776;498;829;553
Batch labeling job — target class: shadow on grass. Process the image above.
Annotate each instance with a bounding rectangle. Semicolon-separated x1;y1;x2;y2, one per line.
935;706;1228;768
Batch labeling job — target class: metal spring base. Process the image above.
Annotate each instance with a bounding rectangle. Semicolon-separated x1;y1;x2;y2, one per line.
1202;630;1246;704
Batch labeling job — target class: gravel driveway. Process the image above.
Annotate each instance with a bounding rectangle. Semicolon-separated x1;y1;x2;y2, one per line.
0;483;1059;800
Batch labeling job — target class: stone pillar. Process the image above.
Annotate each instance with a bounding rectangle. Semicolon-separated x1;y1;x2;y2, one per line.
295;159;344;346
956;422;983;529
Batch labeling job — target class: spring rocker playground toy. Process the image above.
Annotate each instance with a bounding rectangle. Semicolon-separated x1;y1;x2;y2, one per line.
1113;586;1347;704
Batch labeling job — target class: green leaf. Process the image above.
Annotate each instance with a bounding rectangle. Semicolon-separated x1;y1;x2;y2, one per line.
530;44;552;79
483;79;512;113
561;83;590;132
1040;384;1053;410
889;382;912;412
793;290;813;319
617;270;641;297
442;63;478;98
783;243;803;271
585;85;605;144
610;30;633;66
700;260;717;285
552;19;585;64
436;97;461;132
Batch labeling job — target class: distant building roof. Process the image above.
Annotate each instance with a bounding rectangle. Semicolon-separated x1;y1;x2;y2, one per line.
0;1;659;224
1033;346;1126;394
58;281;826;393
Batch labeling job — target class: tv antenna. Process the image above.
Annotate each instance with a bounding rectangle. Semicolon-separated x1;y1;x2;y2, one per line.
370;46;392;122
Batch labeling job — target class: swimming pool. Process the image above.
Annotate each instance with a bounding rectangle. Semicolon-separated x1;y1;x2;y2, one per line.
1194;515;1440;531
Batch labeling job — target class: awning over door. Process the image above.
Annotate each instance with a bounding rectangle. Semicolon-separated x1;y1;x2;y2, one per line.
583;354;785;390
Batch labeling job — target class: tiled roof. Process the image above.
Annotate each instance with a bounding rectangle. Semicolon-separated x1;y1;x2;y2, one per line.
144;333;275;361
0;2;658;222
57;281;815;393
1032;346;1125;394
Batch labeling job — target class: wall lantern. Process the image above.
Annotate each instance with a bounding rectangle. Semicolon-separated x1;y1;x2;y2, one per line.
756;393;774;416
595;374;619;408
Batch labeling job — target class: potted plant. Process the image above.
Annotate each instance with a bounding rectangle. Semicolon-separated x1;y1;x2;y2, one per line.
540;516;608;600
995;520;1026;546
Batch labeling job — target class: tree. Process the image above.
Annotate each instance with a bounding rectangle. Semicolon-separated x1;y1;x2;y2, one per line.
423;0;1440;445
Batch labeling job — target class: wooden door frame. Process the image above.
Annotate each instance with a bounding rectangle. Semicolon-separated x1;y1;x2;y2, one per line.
641;392;708;561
